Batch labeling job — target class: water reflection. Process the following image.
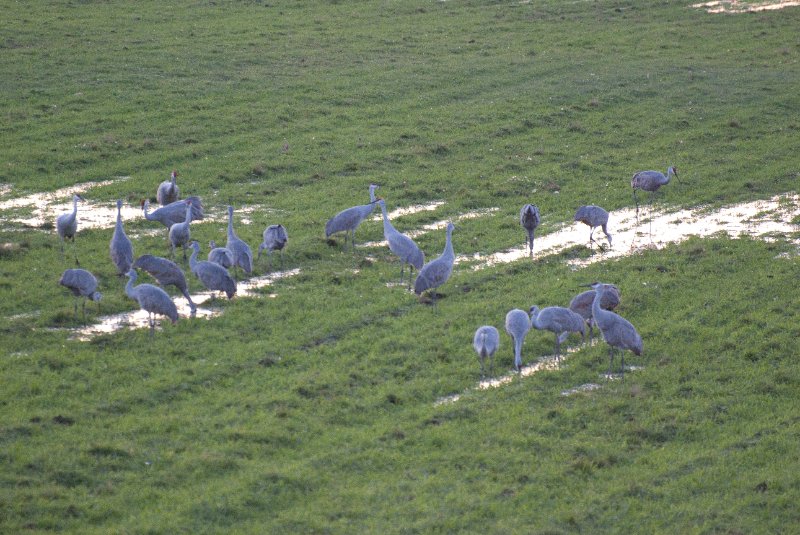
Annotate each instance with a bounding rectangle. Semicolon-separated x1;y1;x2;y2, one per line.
68;268;300;340
692;0;800;13
459;193;800;271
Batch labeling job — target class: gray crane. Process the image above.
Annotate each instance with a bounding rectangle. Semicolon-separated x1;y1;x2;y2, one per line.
225;205;253;278
473;325;500;378
563;285;620;344
59;268;102;320
125;268;179;338
585;282;642;378
257;224;289;270
141;196;204;231
109;199;134;276
189;241;236;300
529;305;585;362
157;170;180;206
131;254;197;316
505;308;531;372
56;194;84;255
168;200;193;260
208;240;233;269
520;204;541;258
631;166;678;216
414;222;456;304
377;199;424;284
324;184;379;250
574;205;612;249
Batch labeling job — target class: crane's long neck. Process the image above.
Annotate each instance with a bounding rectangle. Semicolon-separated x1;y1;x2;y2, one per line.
529;308;542;330
184;203;192;224
380;203;392;232
443;227;454;259
369;186;377;203
227;209;235;238
592;288;609;323
513;335;523;368
72;197;79;217
189;246;199;270
125;272;137;299
143;201;151;219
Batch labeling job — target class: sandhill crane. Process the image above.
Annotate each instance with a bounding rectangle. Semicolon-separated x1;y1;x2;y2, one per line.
141;196;204;231
109;199;134;276
529;305;585;362
505;309;531;372
574;205;612;249
632;166;678;216
125;269;178;338
157;170;180;206
520;204;541;258
189;241;236;300
473;325;500;378
414;222;455;303
377;199;424;284
586;282;642;378
132;254;197;316
168;200;193;260
225;205;253;278
208;240;233;269
59;268;101;320
324;184;379;250
563;285;620;344
257;224;289;270
56;194;84;255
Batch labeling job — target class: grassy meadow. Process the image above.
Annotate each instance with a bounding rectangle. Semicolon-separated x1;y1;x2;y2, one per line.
2;0;800;532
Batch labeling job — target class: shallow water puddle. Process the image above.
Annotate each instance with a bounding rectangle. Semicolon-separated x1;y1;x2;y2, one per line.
0;178;133;230
458;193;800;271
0;178;284;232
67;268;301;340
692;0;800;13
362;206;500;248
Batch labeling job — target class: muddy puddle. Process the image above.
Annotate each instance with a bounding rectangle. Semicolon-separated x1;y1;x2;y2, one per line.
362;206;500;248
692;0;800;13
66;268;300;340
0;178;284;234
458;193;800;271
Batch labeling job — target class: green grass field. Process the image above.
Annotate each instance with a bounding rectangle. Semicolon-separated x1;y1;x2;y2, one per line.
2;1;800;533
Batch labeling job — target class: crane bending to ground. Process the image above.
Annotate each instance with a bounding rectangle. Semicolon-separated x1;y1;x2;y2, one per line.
59;268;102;321
189;241;237;300
505;309;531;372
325;184;379;250
132;254;197;316
529;305;585;362
574;205;612;249
125;268;178;338
585;282;642;378
562;285;620;344
473;325;500;378
414;222;455;304
377;199;424;285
